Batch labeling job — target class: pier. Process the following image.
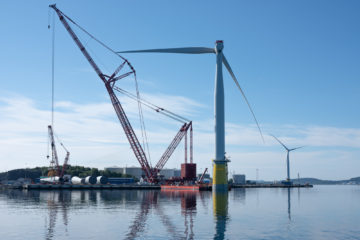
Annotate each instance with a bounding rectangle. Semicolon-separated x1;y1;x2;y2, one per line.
1;183;312;191
232;183;313;188
21;184;160;190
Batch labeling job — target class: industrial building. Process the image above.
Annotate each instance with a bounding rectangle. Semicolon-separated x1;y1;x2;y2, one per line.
232;174;246;185
104;166;124;174
105;166;181;180
160;168;181;179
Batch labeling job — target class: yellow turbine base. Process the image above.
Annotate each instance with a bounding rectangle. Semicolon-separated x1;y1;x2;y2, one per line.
212;160;228;190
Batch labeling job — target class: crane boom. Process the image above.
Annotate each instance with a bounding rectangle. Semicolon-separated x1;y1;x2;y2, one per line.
60;151;70;178
198;168;208;183
48;125;61;176
154;122;192;173
50;4;154;180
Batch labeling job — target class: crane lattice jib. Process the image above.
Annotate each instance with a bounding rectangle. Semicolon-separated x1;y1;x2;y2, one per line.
48;125;61;176
198;168;208;183
107;88;153;180
60;152;70;178
154;122;192;173
50;5;154;181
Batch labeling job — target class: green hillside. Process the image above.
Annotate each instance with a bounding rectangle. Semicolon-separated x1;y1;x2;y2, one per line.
0;165;134;181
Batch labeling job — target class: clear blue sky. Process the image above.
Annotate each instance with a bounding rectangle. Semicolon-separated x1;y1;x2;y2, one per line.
0;0;359;180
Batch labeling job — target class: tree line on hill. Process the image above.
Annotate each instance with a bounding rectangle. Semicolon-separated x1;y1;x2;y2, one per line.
0;165;134;182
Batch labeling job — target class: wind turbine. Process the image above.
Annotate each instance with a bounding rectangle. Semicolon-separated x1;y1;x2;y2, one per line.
118;41;263;190
271;135;303;183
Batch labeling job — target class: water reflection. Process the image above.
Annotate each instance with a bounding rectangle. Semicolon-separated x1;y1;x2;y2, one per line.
1;186;359;240
164;191;197;240
44;191;71;240
213;191;229;240
232;188;246;204
125;190;199;240
287;188;291;220
125;191;158;240
0;189;228;239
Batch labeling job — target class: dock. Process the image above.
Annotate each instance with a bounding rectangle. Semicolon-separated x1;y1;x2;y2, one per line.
21;184;161;190
231;183;313;188
1;183;312;191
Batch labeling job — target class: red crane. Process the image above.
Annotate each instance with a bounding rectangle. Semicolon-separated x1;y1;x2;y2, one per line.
50;5;193;182
113;86;194;177
60;144;70;178
47;125;60;177
47;125;70;178
154;122;193;175
197;168;208;184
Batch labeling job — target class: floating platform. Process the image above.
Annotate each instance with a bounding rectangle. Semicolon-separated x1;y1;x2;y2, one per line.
232;183;313;188
161;184;212;191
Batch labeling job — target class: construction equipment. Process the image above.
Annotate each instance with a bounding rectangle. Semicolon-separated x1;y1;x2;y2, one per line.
47;125;60;177
50;5;194;183
198;168;208;184
154;121;193;176
46;125;70;180
60;143;70;178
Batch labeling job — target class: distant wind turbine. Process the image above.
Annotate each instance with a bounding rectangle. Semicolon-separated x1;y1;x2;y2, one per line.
271;135;303;182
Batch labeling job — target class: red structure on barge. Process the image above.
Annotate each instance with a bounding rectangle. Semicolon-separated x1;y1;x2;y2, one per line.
161;166;210;191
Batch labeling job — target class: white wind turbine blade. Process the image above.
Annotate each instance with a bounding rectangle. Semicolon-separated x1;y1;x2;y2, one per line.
118;47;215;54
289;146;304;151
222;54;264;142
270;134;289;151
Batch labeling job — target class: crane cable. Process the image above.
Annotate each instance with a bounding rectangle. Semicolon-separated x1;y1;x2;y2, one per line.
114;86;190;124
133;72;152;167
46;10;55;163
51;11;55;128
48;11;69;163
54;133;69;153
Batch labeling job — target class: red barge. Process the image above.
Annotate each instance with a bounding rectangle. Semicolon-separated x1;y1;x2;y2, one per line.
161;183;211;191
161;166;211;191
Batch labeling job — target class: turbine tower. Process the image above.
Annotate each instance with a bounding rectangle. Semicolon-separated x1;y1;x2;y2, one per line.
118;41;263;190
271;135;303;182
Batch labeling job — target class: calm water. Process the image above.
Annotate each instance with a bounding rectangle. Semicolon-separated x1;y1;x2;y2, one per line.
0;186;359;240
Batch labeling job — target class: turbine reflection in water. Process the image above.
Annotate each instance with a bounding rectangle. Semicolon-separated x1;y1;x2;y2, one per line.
288;188;291;221
213;191;229;240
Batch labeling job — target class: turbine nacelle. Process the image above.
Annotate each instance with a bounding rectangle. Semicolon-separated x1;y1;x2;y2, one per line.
215;40;224;53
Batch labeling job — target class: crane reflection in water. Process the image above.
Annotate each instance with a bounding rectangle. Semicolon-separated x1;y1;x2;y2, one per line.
44;191;71;240
125;190;198;240
1;189;233;239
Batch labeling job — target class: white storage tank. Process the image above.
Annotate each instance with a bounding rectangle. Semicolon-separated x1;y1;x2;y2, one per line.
40;176;64;183
71;176;85;185
96;176;108;184
84;176;96;185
